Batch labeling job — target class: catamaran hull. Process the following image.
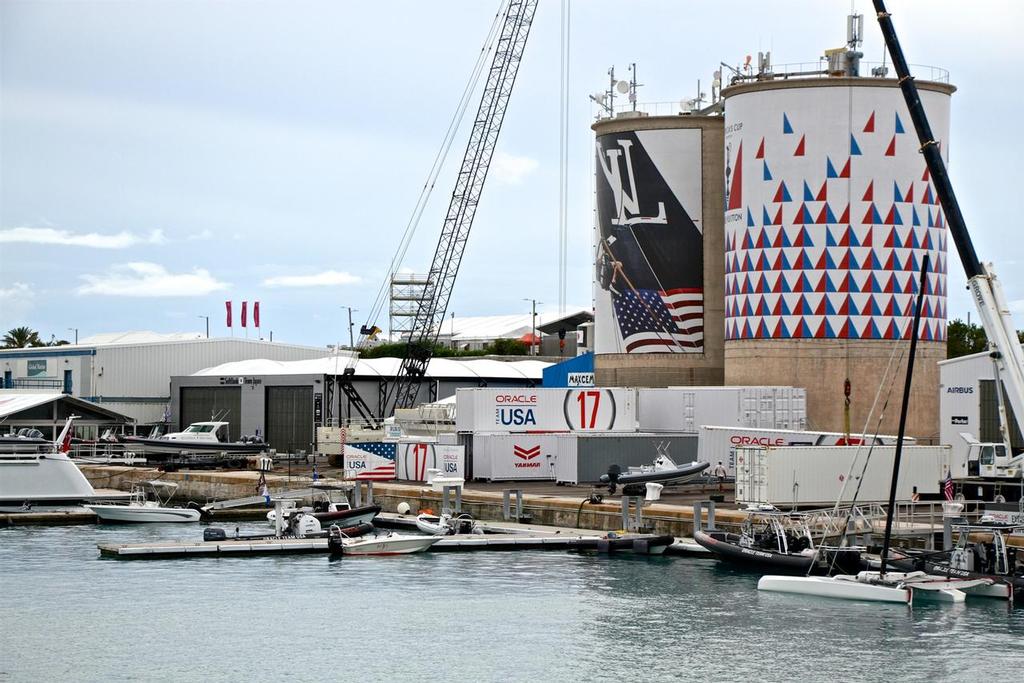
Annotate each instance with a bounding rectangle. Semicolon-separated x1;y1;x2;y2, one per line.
86;505;201;523
758;575;912;604
694;529;815;573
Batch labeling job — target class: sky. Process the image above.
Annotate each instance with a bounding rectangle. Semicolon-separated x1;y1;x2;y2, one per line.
2;0;1022;347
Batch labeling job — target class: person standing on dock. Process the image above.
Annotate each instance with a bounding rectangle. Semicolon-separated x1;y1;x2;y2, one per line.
712;462;728;492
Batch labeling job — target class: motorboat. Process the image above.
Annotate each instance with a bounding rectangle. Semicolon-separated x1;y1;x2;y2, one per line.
885;520;1023;599
0;416;130;511
0;428;50;454
119;421;268;458
599;452;709;495
415;511;482;536
694;509;862;574
266;485;380;527
327;527;442;555
568;532;677;555
86;481;201;523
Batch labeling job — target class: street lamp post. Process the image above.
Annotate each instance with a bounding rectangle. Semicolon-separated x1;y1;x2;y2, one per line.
67;328;78;345
197;316;209;339
522;299;541;356
342;306;358;349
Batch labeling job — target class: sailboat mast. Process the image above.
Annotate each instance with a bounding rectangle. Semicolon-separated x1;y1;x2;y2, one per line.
879;254;929;576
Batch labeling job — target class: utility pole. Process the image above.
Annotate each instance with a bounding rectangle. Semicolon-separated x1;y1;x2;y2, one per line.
523;298;540;356
197;316;209;339
342;306;357;350
67;328;78;345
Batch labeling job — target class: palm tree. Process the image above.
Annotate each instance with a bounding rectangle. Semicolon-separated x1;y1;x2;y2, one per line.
3;327;44;348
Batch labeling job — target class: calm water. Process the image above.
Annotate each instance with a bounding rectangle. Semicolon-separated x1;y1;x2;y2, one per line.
1;523;1022;682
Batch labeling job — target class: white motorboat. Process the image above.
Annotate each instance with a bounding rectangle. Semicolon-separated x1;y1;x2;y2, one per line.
328;528;441;555
86;481;201;523
265;485;380;528
120;421;267;457
415;511;482;536
0;416;130;511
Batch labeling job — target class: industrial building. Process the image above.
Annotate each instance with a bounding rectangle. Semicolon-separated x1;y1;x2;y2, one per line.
170;356;549;455
0;332;333;425
938;349;1023;470
432;309;592;357
588;30;953;440
719;67;953;440
591;113;726;387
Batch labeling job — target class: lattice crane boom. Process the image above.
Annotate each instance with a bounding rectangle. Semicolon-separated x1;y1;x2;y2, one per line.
386;0;539;414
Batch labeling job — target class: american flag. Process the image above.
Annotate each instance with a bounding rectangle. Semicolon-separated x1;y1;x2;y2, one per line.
344;442;396;481
613;287;703;353
943;469;954;501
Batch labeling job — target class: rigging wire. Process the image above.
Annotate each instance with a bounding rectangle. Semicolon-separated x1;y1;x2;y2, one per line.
353;2;510;358
558;0;571;313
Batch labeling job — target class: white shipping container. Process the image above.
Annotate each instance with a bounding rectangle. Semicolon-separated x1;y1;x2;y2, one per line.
456;388;638;434
698;425;909;476
735;445;951;507
470;433;563;481
394;441;465;481
637;387;807;433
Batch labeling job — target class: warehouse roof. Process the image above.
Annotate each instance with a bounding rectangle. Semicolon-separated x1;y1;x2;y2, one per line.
192;356;550;380
435;308;591;341
0;391;132;422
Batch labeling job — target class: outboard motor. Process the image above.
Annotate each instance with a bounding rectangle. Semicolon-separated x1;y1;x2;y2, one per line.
601;465;622;494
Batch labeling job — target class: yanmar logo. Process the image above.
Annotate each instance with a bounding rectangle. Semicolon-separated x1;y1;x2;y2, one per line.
513;444;542;468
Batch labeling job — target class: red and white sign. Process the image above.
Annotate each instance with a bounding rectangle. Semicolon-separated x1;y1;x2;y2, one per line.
471;434;560;481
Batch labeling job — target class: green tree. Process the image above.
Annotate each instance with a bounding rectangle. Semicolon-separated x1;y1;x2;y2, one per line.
2;327;44;348
483;338;528;355
946;318;1024;359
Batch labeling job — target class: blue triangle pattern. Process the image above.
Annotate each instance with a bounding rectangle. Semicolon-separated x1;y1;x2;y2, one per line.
826;157;838;179
851;134;862;155
895;112;905;134
803;181;814;202
783;113;793;134
763;161;773;181
893;181;904;203
747;208;755;227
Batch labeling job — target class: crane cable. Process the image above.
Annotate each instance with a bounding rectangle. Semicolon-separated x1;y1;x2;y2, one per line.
354;2;511;360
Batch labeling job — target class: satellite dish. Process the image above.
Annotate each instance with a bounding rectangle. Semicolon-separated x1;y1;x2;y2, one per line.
679;100;693;113
615;80;630;94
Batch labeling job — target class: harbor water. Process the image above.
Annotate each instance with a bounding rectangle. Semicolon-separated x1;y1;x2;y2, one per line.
2;524;1021;682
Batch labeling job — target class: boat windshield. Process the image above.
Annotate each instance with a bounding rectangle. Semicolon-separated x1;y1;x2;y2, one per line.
185;425;217;433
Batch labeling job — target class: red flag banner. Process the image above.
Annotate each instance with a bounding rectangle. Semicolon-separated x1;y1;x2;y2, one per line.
225;301;232;328
241;301;248;328
254;301;260;327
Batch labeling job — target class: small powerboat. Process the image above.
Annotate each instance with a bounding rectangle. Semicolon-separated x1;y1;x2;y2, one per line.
86;481;201;523
120;421;268;458
266;485;380;528
327;527;442;555
599;452;709;495
415;511;482;536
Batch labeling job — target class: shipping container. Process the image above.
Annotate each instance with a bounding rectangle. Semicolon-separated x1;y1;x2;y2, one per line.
698;425;910;475
735;445;951;507
455;387;638;434
469;433;563;481
394;441;465;481
636;387;807;433
554;432;699;485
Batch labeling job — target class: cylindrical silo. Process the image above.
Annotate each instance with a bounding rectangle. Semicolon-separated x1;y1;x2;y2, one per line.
721;76;955;440
592;113;724;386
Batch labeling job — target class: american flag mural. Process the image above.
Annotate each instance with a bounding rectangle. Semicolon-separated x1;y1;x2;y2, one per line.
594;128;705;354
343;442;396;481
723;87;949;342
613;287;703;353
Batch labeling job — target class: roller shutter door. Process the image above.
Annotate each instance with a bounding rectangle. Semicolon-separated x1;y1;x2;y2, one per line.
265;386;313;455
179;387;241;440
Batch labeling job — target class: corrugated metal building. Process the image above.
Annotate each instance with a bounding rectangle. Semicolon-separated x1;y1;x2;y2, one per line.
172;356;549;455
0;332;332;425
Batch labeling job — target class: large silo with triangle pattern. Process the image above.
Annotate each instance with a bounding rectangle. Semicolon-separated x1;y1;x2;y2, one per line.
720;75;955;440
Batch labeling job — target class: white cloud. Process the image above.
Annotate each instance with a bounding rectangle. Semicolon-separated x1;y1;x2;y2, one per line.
0;282;32;300
186;229;214;241
76;262;229;297
0;226;166;249
491;151;539;185
263;270;361;288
